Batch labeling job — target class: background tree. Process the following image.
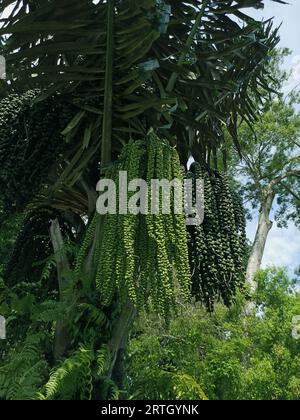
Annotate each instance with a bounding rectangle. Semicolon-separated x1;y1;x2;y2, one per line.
125;268;300;401
235;92;300;294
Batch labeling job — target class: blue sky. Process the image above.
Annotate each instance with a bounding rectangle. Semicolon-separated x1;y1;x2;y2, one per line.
246;0;300;274
251;0;300;56
250;0;300;94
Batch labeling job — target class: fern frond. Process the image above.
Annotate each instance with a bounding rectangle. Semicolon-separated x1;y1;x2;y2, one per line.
0;332;49;400
31;300;68;323
40;346;93;401
96;345;111;376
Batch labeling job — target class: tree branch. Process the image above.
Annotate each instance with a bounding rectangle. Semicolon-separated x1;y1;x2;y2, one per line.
280;182;300;202
285;155;300;166
272;168;300;186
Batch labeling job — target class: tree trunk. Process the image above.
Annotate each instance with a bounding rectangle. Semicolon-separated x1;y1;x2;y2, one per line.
50;218;71;361
108;300;136;380
246;188;275;295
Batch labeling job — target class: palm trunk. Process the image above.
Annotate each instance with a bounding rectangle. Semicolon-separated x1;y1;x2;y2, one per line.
50;219;71;361
100;0;130;380
246;188;275;295
108;300;136;381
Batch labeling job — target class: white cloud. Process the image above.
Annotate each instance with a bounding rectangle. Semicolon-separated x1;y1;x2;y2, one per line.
246;217;300;273
262;223;300;270
282;55;300;96
291;55;300;84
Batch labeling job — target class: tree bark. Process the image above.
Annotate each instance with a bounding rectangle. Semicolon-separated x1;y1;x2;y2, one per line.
108;300;136;380
246;188;275;295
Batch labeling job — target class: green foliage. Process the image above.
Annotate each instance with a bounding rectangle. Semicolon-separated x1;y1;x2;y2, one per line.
0;332;50;400
0;210;22;276
0;0;281;167
37;346;93;400
171;373;208;400
0;215;115;401
34;343;119;401
125;268;300;400
0;0;290;402
0;258;115;400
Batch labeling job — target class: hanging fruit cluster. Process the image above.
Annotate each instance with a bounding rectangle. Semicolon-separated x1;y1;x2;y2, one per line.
4;208;74;288
75;132;191;318
187;162;247;311
0;91;76;215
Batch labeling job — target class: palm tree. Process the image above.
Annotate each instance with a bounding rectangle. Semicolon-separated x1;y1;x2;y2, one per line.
0;0;287;399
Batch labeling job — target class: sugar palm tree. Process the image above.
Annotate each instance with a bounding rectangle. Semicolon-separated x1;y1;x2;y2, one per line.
0;0;287;398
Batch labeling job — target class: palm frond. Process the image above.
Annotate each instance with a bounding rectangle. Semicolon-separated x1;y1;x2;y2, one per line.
0;0;283;166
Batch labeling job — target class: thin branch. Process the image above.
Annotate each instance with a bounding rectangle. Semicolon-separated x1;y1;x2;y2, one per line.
272;168;300;186
240;152;263;192
285;155;300;166
280;182;300;202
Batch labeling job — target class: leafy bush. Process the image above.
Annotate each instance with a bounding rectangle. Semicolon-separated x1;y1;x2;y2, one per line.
125;268;300;400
